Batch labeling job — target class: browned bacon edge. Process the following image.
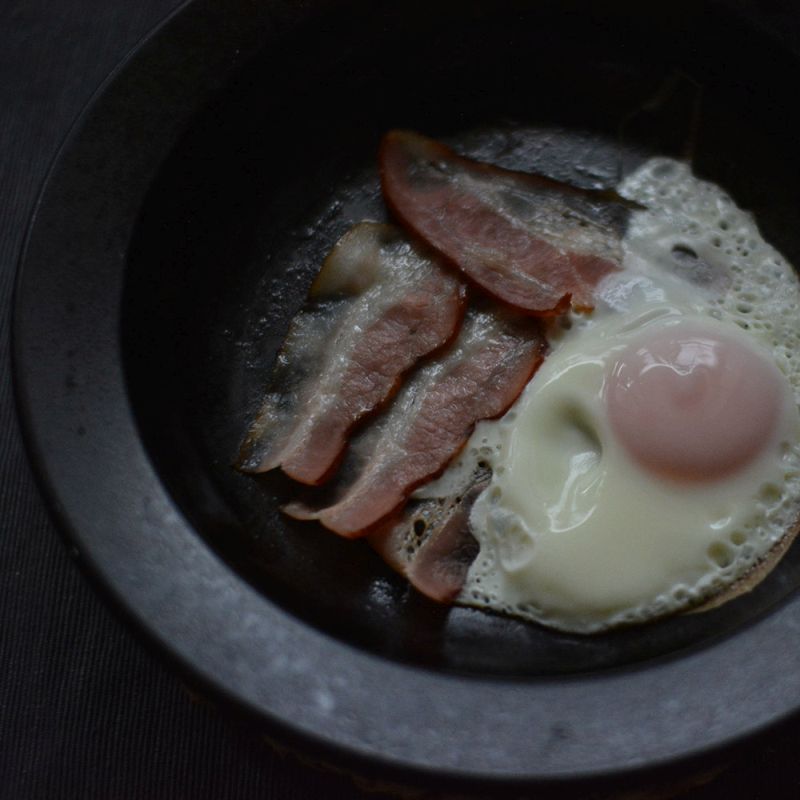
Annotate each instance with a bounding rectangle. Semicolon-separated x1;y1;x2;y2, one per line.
237;222;465;486
284;305;547;537
380;130;628;316
367;463;491;603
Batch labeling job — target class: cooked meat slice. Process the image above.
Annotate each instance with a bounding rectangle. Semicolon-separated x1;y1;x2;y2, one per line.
237;222;465;485
368;463;491;602
380;130;628;315
285;306;546;536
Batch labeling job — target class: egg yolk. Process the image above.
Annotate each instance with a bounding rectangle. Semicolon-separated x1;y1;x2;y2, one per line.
606;321;784;482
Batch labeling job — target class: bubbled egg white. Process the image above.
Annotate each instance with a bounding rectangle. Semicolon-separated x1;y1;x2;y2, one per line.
454;158;800;633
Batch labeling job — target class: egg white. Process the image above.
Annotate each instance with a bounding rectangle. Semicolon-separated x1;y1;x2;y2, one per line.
451;157;800;633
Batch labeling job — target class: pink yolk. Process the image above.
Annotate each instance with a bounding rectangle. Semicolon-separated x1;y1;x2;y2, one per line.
606;321;784;482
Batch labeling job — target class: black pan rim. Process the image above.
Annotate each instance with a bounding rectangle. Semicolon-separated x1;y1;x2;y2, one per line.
12;0;800;790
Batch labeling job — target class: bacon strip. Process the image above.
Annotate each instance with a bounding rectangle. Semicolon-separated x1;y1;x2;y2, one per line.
285;307;546;536
237;222;465;485
367;463;490;602
380;130;627;315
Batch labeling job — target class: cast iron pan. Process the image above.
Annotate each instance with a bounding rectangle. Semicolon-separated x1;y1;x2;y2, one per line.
14;0;800;792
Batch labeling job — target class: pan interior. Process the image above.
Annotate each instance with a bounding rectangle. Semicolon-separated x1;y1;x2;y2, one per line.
123;0;800;676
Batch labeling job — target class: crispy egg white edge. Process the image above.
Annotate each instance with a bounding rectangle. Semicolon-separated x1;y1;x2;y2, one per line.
429;157;800;633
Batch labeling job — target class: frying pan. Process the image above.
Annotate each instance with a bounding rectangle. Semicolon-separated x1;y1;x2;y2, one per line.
14;0;800;792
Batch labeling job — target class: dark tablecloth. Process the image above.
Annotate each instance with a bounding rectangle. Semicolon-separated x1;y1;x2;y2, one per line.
3;2;800;798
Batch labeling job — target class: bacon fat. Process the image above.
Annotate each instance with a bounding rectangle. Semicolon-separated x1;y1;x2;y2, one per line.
285;307;547;536
237;222;465;485
367;463;490;602
380;130;627;315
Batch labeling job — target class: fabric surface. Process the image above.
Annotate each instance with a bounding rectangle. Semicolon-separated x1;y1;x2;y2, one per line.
3;2;800;799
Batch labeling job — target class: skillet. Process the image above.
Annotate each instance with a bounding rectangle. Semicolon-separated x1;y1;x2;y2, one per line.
13;0;800;792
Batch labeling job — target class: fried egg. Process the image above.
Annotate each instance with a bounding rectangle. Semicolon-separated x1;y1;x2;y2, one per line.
455;158;800;633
